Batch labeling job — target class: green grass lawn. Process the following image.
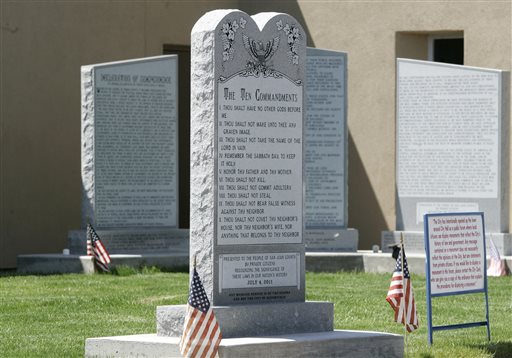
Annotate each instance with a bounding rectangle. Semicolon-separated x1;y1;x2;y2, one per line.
1;268;510;357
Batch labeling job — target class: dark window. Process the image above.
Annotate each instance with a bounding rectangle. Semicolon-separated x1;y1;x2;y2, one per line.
432;38;464;65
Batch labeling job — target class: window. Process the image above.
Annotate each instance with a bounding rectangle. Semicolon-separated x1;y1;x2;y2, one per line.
396;32;464;65
428;36;464;65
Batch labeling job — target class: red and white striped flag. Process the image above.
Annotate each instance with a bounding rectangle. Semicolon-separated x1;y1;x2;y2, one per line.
86;223;111;272
179;267;222;358
487;238;507;277
386;248;418;332
86;234;93;256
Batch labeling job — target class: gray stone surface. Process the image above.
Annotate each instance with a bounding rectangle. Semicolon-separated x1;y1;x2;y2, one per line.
304;48;358;252
381;231;425;254
17;254;95;274
157;301;333;338
81;55;179;229
305;228;358;252
305;251;428;274
305;48;348;230
17;253;188;274
68;228;189;255
396;59;508;232
85;331;404;358
191;10;307;305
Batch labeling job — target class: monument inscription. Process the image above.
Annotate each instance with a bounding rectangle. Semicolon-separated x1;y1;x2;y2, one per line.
191;10;306;305
305;48;347;229
302;48;357;252
217;77;303;245
82;56;178;228
396;59;506;232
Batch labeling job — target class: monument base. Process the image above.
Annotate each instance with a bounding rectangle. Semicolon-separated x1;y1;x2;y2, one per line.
157;302;333;338
305;228;358;252
68;227;189;255
86;300;403;357
382;230;512;257
16;253;188;274
85;330;403;358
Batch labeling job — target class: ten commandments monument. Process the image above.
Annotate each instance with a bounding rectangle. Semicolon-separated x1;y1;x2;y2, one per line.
85;11;402;357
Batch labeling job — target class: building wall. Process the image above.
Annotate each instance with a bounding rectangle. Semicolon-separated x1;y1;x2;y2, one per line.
245;0;510;249
0;0;238;268
1;1;510;267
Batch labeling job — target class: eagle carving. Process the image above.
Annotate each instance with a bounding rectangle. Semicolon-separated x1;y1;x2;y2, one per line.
242;34;280;67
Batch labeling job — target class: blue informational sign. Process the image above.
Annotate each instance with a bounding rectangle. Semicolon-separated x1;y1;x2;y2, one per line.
424;212;490;345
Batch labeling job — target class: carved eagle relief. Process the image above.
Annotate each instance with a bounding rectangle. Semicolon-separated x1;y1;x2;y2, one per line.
242;34;280;67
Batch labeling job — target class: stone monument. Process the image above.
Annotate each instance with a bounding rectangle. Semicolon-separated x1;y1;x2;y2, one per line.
85;10;402;357
71;55;188;259
189;10;307;305
383;59;511;257
305;47;358;252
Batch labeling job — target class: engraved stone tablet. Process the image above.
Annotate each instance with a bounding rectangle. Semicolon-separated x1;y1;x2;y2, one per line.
81;56;179;229
305;48;347;229
191;10;306;305
304;48;357;252
396;59;507;232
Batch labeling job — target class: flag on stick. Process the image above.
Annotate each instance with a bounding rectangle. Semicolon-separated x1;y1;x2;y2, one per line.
386;246;418;332
179;265;222;358
487;238;507;277
86;223;111;272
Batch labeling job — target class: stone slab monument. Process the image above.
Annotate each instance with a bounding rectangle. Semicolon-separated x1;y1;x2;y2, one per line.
85;10;402;357
70;55;188;256
305;47;358;252
190;10;307;306
383;59;511;257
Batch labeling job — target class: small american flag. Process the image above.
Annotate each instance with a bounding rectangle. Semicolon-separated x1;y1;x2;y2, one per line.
86;223;111;272
179;267;222;358
86;235;93;256
487;238;507;277
386;248;418;332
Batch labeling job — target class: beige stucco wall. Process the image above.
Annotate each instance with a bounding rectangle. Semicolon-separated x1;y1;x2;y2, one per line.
1;1;510;267
292;0;511;248
0;0;238;268
244;0;511;249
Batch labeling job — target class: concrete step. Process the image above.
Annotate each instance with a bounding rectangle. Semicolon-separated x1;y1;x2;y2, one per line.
85;330;403;358
17;253;188;274
157;302;333;338
17;251;511;275
306;251;512;275
305;251;428;274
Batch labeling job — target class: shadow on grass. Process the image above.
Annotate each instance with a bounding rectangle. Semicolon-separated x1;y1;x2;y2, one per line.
471;341;512;358
0;268;18;277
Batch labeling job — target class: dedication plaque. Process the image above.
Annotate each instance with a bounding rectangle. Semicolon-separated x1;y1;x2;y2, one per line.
82;56;178;228
191;10;306;305
396;59;506;231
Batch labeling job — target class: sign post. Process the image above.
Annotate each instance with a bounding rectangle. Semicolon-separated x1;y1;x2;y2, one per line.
424;212;491;345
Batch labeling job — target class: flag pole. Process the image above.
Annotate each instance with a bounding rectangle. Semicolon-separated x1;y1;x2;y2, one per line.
400;232;408;357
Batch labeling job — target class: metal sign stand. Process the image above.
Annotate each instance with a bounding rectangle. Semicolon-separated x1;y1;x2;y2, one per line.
424;212;491;345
